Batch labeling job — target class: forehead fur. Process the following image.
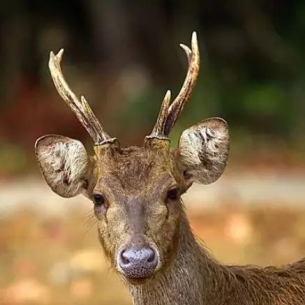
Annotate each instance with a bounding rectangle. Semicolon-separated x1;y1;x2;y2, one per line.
94;145;176;192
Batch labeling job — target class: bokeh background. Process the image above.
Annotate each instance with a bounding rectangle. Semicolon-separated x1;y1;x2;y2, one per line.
0;1;305;304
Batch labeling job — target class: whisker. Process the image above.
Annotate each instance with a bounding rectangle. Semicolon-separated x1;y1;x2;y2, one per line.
83;209;98;235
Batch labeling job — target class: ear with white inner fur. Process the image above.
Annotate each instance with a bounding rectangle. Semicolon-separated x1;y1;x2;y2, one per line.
177;118;229;185
35;135;93;198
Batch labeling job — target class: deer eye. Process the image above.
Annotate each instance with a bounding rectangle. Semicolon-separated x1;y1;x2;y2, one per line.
92;194;105;206
166;187;180;201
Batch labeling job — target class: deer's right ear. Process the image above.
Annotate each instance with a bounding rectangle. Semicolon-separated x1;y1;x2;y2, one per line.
177;118;229;185
35;135;94;198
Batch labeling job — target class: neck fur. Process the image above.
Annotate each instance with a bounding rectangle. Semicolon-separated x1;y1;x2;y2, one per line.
127;212;229;305
123;212;305;305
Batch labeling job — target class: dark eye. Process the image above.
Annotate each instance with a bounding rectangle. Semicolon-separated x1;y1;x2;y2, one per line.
166;187;180;201
92;194;105;206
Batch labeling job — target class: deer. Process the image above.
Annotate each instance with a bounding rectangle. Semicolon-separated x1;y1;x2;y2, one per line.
35;32;305;305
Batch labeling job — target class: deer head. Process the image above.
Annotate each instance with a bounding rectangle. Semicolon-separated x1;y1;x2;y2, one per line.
35;32;229;284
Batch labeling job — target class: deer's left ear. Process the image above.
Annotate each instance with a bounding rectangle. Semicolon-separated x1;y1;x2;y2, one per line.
35;135;95;198
177;118;229;185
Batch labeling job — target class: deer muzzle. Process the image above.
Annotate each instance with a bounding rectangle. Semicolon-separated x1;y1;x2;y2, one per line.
117;246;159;281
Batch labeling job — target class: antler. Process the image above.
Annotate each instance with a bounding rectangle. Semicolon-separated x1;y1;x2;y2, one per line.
49;50;115;145
147;32;200;139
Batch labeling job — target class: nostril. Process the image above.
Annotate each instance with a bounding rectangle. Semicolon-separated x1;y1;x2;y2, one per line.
147;248;156;263
120;249;131;266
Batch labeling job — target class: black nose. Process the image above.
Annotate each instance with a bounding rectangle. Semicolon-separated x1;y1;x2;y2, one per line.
118;247;158;279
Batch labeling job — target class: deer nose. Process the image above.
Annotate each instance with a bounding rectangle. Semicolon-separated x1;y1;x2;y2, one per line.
118;247;158;279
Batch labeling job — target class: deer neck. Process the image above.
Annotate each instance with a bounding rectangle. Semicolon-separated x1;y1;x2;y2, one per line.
128;211;226;305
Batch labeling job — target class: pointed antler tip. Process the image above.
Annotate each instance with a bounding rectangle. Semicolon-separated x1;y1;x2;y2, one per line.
49;51;55;59
180;43;191;52
165;89;171;97
192;31;197;41
58;48;64;55
179;43;192;64
191;32;199;51
162;90;171;106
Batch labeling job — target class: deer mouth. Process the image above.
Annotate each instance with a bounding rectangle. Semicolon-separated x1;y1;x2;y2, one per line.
123;275;153;285
122;268;156;284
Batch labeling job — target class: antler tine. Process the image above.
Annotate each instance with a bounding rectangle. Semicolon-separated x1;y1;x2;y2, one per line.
147;90;171;139
164;32;200;136
49;50;114;144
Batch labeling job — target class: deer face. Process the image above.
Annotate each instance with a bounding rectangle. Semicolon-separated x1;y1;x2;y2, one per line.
35;33;229;284
93;142;185;282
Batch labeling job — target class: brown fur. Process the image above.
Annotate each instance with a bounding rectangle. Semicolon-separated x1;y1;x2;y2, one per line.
35;128;305;305
91;141;305;305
